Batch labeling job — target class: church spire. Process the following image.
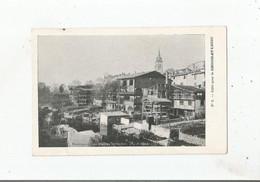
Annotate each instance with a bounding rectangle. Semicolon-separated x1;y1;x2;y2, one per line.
156;49;162;62
155;50;163;73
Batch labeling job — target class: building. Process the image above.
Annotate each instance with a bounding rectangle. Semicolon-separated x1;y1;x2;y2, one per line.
170;85;205;119
142;97;171;123
103;91;118;111
105;100;117;111
142;81;172;121
52;93;72;110
167;61;205;88
69;84;94;107
100;111;130;136
154;50;163;73
117;71;166;113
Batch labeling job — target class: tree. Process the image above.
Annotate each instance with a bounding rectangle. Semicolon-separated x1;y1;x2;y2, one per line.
71;80;82;86
93;80;119;101
84;80;94;85
59;84;65;93
51;83;59;94
38;82;52;106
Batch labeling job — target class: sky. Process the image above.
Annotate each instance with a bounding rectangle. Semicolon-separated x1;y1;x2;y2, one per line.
38;34;204;86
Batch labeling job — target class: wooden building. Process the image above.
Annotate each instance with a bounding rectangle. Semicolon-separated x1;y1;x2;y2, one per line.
117;71;166;113
170;85;205;119
69;84;94;107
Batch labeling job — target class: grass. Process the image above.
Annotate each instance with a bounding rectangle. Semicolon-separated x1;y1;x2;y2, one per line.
180;122;205;139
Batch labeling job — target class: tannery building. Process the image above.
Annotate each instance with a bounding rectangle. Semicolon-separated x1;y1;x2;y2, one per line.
170;84;205;119
117;71;166;113
69;84;95;107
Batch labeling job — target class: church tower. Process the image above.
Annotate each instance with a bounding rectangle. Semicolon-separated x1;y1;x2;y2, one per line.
155;50;163;73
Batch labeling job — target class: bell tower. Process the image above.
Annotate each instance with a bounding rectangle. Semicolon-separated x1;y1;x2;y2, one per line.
155;50;163;73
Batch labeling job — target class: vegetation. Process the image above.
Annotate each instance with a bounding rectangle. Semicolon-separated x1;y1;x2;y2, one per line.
181;122;205;139
38;82;52;106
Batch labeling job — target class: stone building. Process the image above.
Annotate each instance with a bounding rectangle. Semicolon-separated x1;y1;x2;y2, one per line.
167;61;205;88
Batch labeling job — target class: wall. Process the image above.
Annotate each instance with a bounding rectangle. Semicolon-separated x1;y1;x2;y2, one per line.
172;72;205;88
150;125;170;138
140;120;170;138
100;114;108;135
135;77;165;89
193;72;205;88
172;74;193;85
121;118;130;125
195;100;205;118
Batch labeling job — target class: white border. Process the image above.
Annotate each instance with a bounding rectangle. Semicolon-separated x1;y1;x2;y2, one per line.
32;27;227;155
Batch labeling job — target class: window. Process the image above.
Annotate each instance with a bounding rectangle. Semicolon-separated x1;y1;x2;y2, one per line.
122;80;127;86
188;100;192;106
180;100;184;105
194;75;197;80
129;79;133;86
203;81;206;87
183;75;186;79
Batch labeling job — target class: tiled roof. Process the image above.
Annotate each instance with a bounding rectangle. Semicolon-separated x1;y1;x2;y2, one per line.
172;85;204;93
117;71;165;79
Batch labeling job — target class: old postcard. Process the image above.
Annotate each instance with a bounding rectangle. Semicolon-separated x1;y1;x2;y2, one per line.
32;27;227;155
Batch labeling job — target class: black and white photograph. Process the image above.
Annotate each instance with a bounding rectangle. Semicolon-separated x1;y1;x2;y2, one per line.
32;27;226;155
37;33;206;147
3;0;260;180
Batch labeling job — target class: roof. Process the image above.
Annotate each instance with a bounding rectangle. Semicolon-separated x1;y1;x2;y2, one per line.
173;72;191;77
172;85;204;93
100;111;129;117
117;71;165;79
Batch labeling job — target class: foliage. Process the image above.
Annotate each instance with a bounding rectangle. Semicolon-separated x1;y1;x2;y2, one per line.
89;135;102;146
93;79;119;101
181;122;205;139
59;84;65;93
38;82;52;106
38;107;51;129
71;79;82;86
139;130;157;140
